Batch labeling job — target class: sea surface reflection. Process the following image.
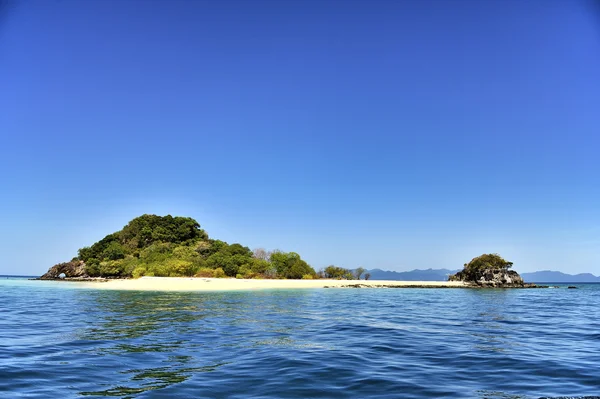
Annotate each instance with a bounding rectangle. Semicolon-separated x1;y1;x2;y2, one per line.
1;280;600;398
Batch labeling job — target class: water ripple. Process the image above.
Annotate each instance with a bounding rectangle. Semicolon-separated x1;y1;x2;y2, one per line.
1;279;599;398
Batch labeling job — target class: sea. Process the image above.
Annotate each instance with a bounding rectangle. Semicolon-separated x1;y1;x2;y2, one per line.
1;276;599;399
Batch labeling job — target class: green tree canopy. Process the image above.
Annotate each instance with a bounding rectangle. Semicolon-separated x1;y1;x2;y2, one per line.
354;267;366;280
67;214;316;279
464;253;513;271
269;251;316;279
119;214;207;249
324;265;354;280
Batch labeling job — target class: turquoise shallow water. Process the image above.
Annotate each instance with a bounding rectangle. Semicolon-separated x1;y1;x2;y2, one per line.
1;277;599;398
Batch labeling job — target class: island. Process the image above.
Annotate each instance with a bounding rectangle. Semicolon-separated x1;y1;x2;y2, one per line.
448;253;538;288
41;214;325;280
39;214;540;290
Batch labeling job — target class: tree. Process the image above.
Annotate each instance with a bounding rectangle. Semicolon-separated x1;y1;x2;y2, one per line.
253;248;271;261
354;267;366;280
364;273;371;281
140;243;173;264
206;252;235;276
285;259;315;279
172;245;205;272
228;243;253;257
270;251;296;276
206;251;252;277
464;253;513;271
249;258;274;276
96;259;130;277
196;239;223;258
270;251;315;279
102;242;125;261
164;259;196;277
80;233;120;264
324;265;354;280
77;246;93;261
119;214;207;248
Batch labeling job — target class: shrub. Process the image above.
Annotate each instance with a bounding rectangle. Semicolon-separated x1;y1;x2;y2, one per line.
270;251;316;278
287;260;313;279
354;267;366;280
206;252;251;277
195;268;215;278
166;259;196;277
249;258;271;275
102;242;126;261
324;265;354;279
132;266;147;278
97;260;127;277
140;243;173;264
213;268;226;278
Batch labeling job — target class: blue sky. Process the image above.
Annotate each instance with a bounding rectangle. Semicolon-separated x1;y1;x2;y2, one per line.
1;0;599;276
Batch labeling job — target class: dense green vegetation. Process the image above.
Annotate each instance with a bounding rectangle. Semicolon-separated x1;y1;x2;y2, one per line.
322;265;355;280
75;214;345;279
463;253;513;271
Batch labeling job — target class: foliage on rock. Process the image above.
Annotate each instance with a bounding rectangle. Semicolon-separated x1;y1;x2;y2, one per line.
449;253;526;287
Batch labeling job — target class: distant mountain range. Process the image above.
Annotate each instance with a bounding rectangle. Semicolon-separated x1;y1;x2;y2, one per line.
366;268;460;281
366;268;600;283
520;270;600;283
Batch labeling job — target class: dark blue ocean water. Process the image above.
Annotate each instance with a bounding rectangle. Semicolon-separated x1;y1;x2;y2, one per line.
1;278;599;399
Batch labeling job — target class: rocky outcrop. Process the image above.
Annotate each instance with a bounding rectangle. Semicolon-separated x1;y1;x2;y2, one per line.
39;260;89;280
449;267;535;288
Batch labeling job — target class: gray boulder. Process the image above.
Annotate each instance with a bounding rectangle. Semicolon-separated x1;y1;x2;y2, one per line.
39;260;89;280
449;267;533;288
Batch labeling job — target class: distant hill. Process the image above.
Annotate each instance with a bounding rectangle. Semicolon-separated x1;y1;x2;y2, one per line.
367;268;460;281
520;270;600;283
365;268;600;283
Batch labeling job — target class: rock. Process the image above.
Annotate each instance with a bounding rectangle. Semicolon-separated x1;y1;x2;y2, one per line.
39;260;89;280
449;267;533;288
447;254;543;288
568;286;578;289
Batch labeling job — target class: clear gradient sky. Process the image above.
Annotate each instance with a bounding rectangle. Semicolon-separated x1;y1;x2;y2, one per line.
1;0;599;276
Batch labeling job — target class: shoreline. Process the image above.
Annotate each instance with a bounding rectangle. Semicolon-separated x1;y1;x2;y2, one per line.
74;276;471;291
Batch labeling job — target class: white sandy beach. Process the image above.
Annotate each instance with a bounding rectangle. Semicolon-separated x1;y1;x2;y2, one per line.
81;276;468;291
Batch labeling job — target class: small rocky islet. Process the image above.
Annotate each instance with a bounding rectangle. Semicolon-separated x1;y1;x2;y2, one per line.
38;259;106;282
447;253;545;288
319;254;553;289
